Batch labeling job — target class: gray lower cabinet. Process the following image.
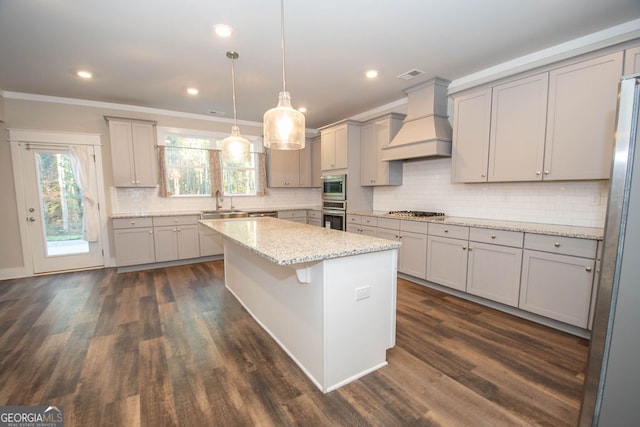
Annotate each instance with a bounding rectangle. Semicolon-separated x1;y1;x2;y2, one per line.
152;216;200;263
398;221;429;280
466;228;524;307
519;234;597;328
307;209;322;227
199;223;224;256
426;223;470;291
278;210;307;223
112;217;155;266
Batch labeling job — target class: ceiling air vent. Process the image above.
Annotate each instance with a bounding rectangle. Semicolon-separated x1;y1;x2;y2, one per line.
397;69;425;81
207;110;226;116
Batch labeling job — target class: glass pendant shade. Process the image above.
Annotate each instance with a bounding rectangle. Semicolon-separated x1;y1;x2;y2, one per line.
263;91;305;150
221;125;251;163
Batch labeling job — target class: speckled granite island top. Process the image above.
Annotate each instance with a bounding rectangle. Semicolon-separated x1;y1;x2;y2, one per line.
200;217;401;266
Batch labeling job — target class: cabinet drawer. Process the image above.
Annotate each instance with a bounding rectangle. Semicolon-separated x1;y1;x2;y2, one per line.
469;228;523;248
524;233;597;258
429;223;469;240
347;214;361;224
377;217;400;230
362;216;378;227
278;210;307;219
153;215;200;226
401;220;429;235
112;217;153;229
307;210;321;220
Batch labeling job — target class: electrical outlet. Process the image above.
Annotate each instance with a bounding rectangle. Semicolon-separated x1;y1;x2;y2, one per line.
355;286;371;301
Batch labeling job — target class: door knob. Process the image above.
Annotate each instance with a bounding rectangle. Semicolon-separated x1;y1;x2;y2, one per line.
28;217;36;222
28;207;35;213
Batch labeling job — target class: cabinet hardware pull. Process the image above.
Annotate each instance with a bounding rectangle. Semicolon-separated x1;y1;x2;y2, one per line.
586;267;592;272
491;234;496;239
463;246;467;250
554;242;560;247
444;229;449;233
481;173;486;177
536;171;541;175
544;170;550;175
149;231;153;234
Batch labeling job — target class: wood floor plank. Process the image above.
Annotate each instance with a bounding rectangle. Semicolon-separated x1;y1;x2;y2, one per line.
0;261;588;426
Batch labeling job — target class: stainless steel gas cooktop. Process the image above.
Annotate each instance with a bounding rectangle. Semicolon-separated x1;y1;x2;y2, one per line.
387;210;445;218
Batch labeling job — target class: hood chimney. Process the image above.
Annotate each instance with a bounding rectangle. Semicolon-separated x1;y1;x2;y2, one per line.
381;77;452;161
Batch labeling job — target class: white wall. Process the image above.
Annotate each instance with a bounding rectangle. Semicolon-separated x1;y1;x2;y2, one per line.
373;158;608;228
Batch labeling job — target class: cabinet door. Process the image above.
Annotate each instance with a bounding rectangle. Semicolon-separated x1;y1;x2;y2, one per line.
333;125;348;170
426;236;468;291
109;120;136;187
520;250;595;328
154;226;178;262
624;45;640;74
113;227;155;266
267;149;300;187
452;88;492;183
488;73;548;181
311;136;322;187
131;122;157;187
398;231;427;279
544;51;623;180
467;242;522;307
199;227;224;256
360;123;377;185
177;225;200;259
321;129;336;170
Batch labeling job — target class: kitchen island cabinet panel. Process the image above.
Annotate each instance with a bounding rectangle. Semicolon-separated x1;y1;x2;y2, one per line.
452;87;492;183
199;223;224;256
426;235;468;291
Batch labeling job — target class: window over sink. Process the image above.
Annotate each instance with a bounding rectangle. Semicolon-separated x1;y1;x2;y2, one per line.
157;127;262;197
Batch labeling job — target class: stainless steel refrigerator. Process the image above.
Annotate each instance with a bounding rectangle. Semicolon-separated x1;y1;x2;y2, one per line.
580;74;640;425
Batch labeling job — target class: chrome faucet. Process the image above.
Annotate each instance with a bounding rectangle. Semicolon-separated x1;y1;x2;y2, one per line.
215;190;223;210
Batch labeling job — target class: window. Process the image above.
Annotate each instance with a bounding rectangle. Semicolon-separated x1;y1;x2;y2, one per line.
158;127;261;197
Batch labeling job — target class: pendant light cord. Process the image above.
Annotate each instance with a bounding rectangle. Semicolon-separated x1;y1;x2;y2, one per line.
280;0;287;93
231;55;238;127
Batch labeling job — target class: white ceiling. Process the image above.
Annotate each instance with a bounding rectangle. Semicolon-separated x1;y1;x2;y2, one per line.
1;0;640;129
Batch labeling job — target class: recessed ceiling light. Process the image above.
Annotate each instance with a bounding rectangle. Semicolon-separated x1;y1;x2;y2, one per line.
186;87;199;95
77;70;93;79
214;24;233;38
298;107;307;113
365;70;379;79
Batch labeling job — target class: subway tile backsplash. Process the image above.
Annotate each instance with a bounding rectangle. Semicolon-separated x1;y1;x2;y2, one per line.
373;158;608;228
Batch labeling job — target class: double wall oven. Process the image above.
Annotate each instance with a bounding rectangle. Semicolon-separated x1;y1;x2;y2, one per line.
321;174;347;231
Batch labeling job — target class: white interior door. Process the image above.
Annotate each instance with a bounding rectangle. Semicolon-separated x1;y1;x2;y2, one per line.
20;144;104;273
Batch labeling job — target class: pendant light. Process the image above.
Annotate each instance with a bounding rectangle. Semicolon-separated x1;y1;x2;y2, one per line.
263;0;305;150
221;51;251;163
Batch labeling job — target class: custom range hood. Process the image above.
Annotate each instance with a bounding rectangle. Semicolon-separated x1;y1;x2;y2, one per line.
381;77;452;161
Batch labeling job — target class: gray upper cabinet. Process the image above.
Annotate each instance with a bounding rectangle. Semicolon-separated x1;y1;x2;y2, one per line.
624;45;640;74
360;113;405;186
488;73;548;181
107;117;158;187
543;51;623;181
310;135;322;187
452;50;623;183
266;143;311;188
451;88;492;183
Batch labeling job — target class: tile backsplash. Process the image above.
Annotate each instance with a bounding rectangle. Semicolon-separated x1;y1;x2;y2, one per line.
373;158;608;228
110;186;322;214
112;158;609;228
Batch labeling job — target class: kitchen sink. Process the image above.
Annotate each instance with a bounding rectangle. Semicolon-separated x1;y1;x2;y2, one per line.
201;210;248;220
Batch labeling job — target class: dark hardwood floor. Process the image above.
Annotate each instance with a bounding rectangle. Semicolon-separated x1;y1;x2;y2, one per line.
0;261;588;426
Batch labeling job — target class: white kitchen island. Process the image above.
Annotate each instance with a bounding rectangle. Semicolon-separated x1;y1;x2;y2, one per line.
200;217;401;393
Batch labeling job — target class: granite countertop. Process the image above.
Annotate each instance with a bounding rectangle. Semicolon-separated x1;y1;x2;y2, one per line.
349;210;604;240
200;217;401;266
